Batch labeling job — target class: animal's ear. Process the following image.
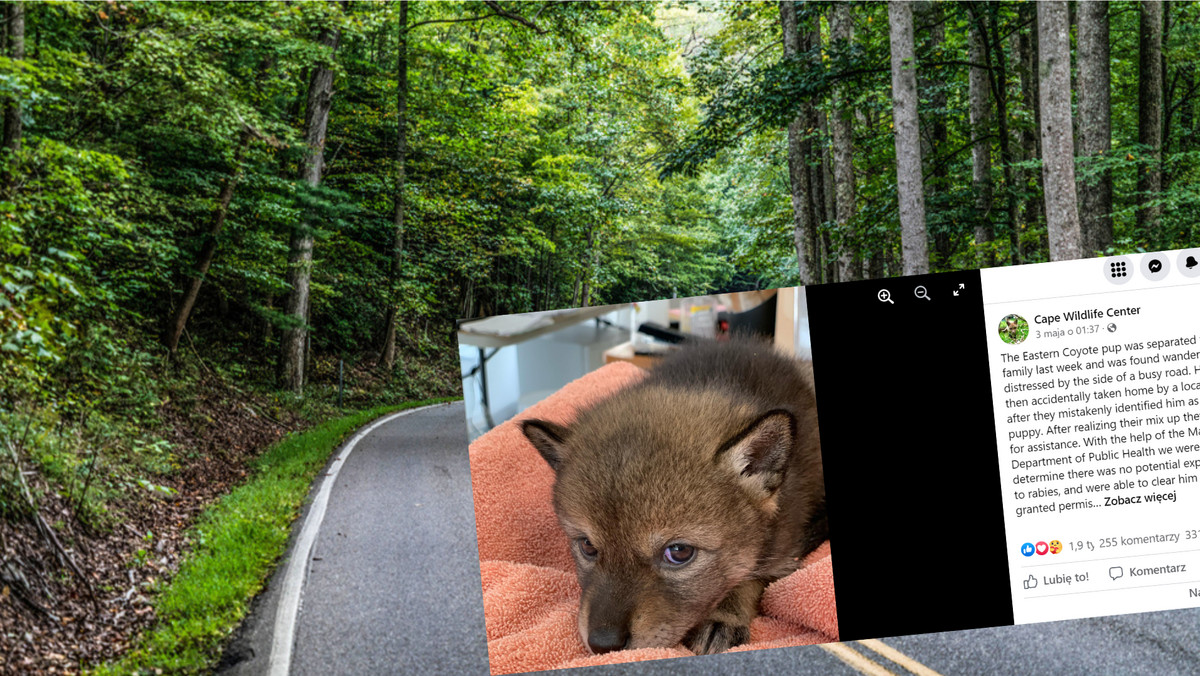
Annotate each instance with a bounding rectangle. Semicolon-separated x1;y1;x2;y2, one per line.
717;410;796;497
521;419;571;472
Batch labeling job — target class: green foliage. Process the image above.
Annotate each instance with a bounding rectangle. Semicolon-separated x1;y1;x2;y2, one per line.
1;1;775;410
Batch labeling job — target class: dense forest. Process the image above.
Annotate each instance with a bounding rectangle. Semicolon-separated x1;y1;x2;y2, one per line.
2;0;1200;672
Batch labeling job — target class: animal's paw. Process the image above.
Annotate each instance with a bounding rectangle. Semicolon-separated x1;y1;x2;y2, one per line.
684;620;750;655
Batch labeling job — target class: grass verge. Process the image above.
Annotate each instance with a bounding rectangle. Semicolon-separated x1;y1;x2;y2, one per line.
91;397;461;675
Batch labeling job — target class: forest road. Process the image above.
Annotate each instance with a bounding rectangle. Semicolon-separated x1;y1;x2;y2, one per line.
217;401;488;676
219;401;1200;676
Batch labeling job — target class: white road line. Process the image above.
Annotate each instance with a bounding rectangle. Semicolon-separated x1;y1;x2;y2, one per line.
267;402;455;676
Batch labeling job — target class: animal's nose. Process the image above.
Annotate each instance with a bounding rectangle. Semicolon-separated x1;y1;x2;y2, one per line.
587;625;629;654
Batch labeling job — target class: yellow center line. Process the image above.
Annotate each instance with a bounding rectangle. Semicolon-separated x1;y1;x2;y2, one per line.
857;639;946;676
820;642;896;676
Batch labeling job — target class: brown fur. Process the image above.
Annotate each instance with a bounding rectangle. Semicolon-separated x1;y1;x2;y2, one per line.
1006;319;1020;341
522;339;827;655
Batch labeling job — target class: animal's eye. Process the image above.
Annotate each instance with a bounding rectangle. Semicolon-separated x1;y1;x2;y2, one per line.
663;543;695;565
578;537;598;559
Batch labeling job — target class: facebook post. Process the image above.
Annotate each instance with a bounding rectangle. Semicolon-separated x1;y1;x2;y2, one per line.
982;249;1200;625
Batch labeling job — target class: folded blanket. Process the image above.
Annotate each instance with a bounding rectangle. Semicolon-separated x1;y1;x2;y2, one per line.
469;362;838;674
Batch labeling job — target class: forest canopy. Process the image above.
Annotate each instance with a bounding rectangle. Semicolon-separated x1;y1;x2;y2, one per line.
4;0;1199;392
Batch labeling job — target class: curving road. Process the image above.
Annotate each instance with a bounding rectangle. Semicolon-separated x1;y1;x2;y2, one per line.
219;401;1200;676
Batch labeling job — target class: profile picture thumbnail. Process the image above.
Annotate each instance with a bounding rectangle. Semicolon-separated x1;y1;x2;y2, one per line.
998;314;1028;344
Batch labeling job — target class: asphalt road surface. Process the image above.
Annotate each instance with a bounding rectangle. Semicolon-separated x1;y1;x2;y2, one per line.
222;401;1200;676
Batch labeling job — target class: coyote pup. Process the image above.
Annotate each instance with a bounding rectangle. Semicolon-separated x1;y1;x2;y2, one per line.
522;339;827;655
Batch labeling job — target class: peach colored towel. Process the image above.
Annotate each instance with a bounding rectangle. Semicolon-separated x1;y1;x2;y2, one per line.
469;362;838;674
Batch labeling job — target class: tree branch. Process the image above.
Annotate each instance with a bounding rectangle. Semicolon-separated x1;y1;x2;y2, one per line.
1167;69;1200;120
483;1;548;35
407;13;505;31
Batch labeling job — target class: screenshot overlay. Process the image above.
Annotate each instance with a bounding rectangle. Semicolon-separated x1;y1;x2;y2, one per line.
807;271;1014;640
809;247;1200;639
460;246;1200;669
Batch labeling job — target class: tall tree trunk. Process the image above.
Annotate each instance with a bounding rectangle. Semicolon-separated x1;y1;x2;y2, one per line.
867;254;885;280
829;2;859;282
2;1;24;157
165;129;253;355
819;119;835;229
379;0;409;371
807;148;821;284
967;10;994;267
888;1;928;276
978;4;1022;265
809;23;834;283
1015;2;1045;260
816;109;836;283
1136;0;1163;238
1159;7;1172;197
1036;1;1082;261
1076;1;1113;257
281;23;340;394
780;1;818;284
857;105;885;279
916;1;949;267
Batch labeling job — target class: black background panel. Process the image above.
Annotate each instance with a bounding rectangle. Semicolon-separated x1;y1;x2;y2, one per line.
806;271;1015;639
